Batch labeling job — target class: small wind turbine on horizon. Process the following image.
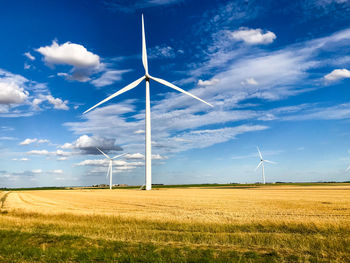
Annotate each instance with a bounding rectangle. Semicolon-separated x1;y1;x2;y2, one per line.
255;146;275;184
96;147;126;190
84;15;213;190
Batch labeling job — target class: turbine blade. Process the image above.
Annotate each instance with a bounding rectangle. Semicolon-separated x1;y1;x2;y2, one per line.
150;75;213;107
112;153;127;160
255;161;263;171
142;14;148;74
84;76;145;114
96;147;110;159
257;146;263;160
346;165;350;172
264;160;276;164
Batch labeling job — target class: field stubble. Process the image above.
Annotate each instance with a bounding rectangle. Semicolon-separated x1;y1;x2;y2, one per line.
0;185;350;262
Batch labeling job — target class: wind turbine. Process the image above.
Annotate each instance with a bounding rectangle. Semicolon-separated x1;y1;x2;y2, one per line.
96;147;126;190
84;15;213;190
255;146;275;184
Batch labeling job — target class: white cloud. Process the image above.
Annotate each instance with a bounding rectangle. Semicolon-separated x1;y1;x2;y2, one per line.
198;78;220;86
31;169;42;174
231;28;276;45
24;52;35;61
46;95;69;110
0;69;69;116
91;70;130;87
324;68;350;81
36;41;100;68
60;134;123;155
36;41;101;82
20;138;38;145
32;94;69;111
19;138;50;145
0;82;28;105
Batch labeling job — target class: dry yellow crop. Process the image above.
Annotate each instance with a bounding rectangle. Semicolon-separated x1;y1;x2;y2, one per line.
0;184;349;262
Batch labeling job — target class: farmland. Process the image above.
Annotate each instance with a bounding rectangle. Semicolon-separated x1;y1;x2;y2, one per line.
0;184;350;262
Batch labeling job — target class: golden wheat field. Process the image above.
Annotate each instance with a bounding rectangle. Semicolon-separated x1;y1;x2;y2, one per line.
0;184;350;262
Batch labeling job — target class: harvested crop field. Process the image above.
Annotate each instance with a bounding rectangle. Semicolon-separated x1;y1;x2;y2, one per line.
0;184;350;262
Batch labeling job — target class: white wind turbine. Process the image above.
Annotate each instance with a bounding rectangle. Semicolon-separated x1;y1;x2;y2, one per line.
255;146;275;184
96;147;126;190
84;15;213;190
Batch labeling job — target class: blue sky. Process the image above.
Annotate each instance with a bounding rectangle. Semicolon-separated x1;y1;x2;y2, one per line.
1;0;350;187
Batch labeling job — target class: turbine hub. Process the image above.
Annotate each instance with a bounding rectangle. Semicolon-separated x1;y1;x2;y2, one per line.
145;73;150;81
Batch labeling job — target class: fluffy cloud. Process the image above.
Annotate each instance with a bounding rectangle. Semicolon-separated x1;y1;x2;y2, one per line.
20;138;38;145
0;82;28;105
231;28;276;45
60;135;123;155
0;69;69;116
33;94;69;110
36;41;128;87
36;41;100;68
19;138;50;145
36;41;101;82
324;68;350;81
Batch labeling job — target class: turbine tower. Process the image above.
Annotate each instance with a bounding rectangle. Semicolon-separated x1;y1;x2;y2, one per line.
96;147;126;190
255;146;275;184
84;15;213;190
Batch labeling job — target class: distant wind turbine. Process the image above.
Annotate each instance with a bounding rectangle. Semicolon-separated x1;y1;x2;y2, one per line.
255;146;275;184
96;147;126;190
84;15;213;190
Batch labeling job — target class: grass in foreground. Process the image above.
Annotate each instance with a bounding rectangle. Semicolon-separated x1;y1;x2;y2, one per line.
1;210;349;262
